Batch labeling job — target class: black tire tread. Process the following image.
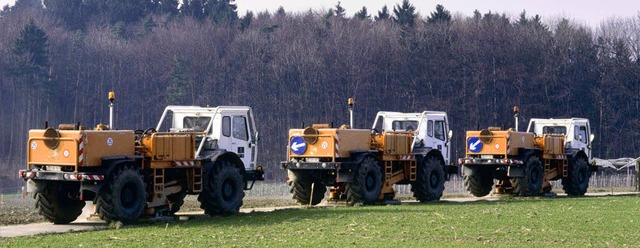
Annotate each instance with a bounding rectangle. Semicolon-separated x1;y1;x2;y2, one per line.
513;156;543;196
347;156;382;205
562;156;591;196
198;160;245;215
287;170;326;205
464;171;494;197
35;186;85;224
96;167;146;223
412;156;446;202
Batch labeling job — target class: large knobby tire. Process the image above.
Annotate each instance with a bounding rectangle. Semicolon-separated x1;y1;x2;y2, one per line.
347;156;382;205
463;167;494;197
35;184;85;224
198;160;245;215
96;167;146;223
287;169;326;205
513;156;544;196
412;156;446;202
562;156;591;196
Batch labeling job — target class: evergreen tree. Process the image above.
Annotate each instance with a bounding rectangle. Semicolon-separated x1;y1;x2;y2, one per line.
354;6;370;20
206;0;238;24
152;0;179;15
375;5;390;21
240;11;253;31
12;20;51;94
275;6;286;17
427;4;451;24
393;0;416;27
102;0;150;23
43;0;85;30
334;2;345;18
517;10;528;26
472;9;481;22
180;0;206;20
14;20;49;69
14;0;42;9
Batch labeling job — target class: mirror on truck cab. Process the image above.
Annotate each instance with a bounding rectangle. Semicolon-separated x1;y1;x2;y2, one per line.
447;130;453;140
255;131;260;142
589;133;595;143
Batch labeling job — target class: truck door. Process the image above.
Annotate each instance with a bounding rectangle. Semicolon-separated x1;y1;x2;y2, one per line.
426;115;449;164
218;114;253;169
573;124;590;158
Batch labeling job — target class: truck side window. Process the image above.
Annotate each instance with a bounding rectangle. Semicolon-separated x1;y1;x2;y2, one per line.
576;125;587;143
222;116;231;137
233;116;248;141
434;121;445;141
427;120;434;137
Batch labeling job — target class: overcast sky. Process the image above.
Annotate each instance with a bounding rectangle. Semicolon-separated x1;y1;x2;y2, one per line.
1;0;638;28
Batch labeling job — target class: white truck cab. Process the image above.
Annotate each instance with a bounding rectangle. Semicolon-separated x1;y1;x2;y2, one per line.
372;111;452;164
526;118;594;160
156;106;259;172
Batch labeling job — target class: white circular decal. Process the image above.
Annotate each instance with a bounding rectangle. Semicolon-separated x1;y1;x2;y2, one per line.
31;141;37;150
63;149;70;157
495;144;500;149
107;137;114;146
321;142;328;149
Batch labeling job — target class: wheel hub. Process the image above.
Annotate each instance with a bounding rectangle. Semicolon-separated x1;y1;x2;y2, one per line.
430;173;438;188
121;182;137;208
222;179;235;201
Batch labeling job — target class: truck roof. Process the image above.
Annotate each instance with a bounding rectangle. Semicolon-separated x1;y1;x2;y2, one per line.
528;118;590;125
164;105;251;113
376;111;448;119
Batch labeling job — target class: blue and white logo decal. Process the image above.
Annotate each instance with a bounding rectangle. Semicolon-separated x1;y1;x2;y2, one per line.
467;137;483;153
290;136;307;155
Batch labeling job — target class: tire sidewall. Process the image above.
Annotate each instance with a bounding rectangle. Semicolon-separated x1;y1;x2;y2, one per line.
110;168;145;222
359;158;382;201
423;157;445;195
573;156;590;193
213;165;244;211
526;157;543;194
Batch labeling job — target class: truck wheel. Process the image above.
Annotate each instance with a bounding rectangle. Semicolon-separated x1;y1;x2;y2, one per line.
513;156;543;196
287;170;326;205
35;185;85;224
96;167;146;223
463;167;493;197
347;156;382;205
562;156;590;196
412;156;445;202
198;160;245;215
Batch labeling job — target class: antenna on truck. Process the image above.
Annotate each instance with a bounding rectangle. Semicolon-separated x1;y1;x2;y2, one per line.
109;91;115;130
348;98;354;129
513;105;519;131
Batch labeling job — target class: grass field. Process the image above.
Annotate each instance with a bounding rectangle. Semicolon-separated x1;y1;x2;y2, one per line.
2;195;639;247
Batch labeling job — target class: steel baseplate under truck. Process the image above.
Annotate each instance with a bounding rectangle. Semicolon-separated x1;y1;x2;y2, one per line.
282;99;457;205
458;107;596;197
19;93;263;224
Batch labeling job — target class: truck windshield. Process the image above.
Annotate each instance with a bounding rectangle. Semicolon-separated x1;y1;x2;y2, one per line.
392;121;419;131
183;117;212;132
542;126;567;135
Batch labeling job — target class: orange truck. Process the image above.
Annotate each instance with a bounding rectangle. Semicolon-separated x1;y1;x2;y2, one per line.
282;102;457;205
19;93;263;224
458;109;596;197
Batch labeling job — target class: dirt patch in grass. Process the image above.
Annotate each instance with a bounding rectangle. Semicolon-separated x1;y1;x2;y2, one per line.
0;195;44;226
